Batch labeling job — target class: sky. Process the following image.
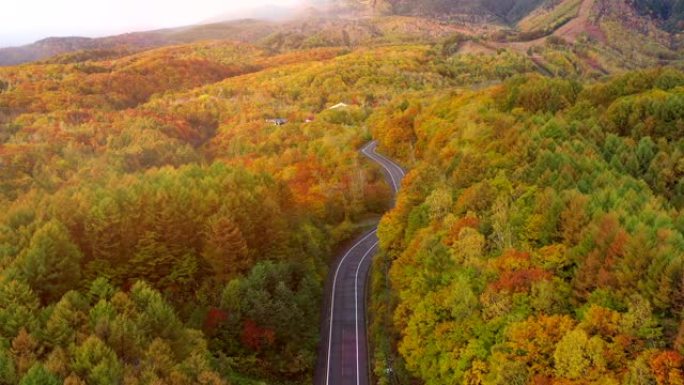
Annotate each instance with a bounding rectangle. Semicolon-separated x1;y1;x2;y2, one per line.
1;0;304;47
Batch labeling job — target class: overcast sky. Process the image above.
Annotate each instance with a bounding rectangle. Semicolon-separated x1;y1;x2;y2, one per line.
1;0;303;47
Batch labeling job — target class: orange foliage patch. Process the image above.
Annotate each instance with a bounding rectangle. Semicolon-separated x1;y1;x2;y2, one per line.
444;216;480;246
650;351;684;385
495;249;533;271
489;250;552;293
492;267;551;293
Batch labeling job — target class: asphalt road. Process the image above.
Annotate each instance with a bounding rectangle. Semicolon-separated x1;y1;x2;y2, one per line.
315;141;405;385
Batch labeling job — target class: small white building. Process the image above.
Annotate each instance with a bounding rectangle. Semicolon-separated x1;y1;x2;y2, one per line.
266;118;288;126
328;103;349;110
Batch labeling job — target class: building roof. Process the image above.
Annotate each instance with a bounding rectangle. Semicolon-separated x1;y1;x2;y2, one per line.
328;103;349;110
267;118;288;125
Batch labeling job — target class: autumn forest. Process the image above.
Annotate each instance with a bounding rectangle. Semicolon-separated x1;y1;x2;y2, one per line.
1;0;684;384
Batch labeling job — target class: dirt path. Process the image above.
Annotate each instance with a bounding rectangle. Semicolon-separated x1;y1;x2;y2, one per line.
486;0;600;52
555;0;604;42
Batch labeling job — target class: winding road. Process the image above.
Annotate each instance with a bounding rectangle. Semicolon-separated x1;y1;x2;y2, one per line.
315;141;405;385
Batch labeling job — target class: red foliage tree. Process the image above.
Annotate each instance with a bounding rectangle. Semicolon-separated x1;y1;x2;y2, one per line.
489;250;551;293
492;268;551;293
203;308;229;335
241;319;276;351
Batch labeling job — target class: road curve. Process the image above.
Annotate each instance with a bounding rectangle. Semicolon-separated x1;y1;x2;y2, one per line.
315;141;405;385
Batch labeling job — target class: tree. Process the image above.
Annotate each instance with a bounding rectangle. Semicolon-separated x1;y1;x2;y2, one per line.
676;321;684;355
0;347;16;385
70;336;123;385
621;295;663;343
107;311;140;365
202;214;249;281
219;262;321;377
449;227;485;266
504;315;575;376
62;373;87;385
14;220;82;303
425;187;452;222
624;353;658;385
650;351;684;385
45;347;69;380
572;215;625;299
129;231;175;287
241;319;276;351
0;280;39;338
87;278;115;304
615;229;654;295
491;195;512;251
45;291;88;348
486;358;528;385
140;338;176;382
554;329;591;379
637;137;657;174
560;191;588;245
10;329;37;377
128;281;184;344
18;364;60;385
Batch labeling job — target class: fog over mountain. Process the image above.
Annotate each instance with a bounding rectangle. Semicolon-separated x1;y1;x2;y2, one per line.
203;4;303;23
0;0;304;48
1;0;683;65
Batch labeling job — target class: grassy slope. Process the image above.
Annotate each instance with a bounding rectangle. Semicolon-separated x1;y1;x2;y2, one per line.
517;0;583;32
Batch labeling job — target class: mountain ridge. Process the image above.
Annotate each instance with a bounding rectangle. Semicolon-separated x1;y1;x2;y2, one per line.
1;0;683;67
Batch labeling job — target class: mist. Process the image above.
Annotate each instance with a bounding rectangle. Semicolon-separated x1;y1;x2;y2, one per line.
0;0;308;47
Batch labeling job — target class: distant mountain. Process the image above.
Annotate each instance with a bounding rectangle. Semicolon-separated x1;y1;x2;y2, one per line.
0;3;328;66
0;37;97;66
1;0;682;66
0;20;277;66
346;0;547;21
353;0;684;28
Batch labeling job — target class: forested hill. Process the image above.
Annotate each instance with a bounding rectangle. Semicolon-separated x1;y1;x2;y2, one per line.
356;0;546;21
369;67;684;385
0;40;448;384
0;1;683;384
353;0;684;28
631;0;684;30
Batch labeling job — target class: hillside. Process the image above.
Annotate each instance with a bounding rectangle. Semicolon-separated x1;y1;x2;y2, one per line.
632;0;684;30
370;0;547;21
0;15;471;66
369;68;684;385
0;37;454;385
